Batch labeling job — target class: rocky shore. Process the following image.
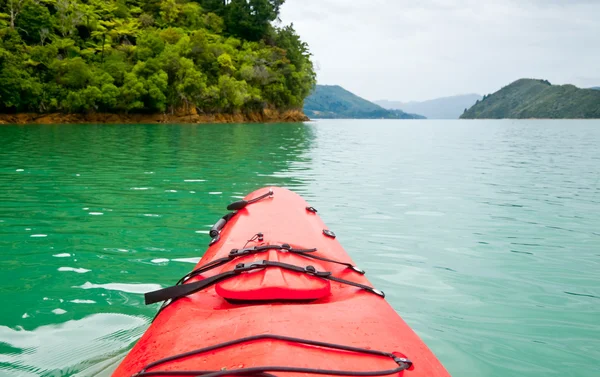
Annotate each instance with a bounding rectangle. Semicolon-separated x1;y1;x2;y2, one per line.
0;109;309;125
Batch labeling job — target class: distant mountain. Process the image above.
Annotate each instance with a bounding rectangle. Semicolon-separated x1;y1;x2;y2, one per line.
591;87;600;91
461;79;600;119
304;85;425;119
375;94;482;119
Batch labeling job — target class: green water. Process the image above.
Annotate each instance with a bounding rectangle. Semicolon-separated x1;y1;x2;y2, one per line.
1;120;599;377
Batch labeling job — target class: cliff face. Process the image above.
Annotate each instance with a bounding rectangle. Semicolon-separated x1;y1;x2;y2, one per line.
0;109;309;125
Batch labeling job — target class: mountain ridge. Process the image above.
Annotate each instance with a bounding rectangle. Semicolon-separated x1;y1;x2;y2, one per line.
304;85;425;119
375;94;482;119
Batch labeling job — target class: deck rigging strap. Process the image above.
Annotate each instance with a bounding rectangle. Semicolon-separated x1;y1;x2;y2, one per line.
210;190;275;243
177;243;364;286
132;334;412;377
145;260;384;306
227;189;274;211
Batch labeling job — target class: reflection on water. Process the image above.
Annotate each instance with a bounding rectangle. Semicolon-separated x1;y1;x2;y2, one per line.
1;120;599;377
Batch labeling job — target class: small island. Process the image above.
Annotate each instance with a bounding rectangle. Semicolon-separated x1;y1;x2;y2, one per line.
461;79;600;119
0;0;315;124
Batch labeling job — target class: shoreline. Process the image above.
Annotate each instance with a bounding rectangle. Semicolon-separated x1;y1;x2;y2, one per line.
0;109;309;125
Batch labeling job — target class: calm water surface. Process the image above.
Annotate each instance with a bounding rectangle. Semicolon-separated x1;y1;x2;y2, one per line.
0;120;599;377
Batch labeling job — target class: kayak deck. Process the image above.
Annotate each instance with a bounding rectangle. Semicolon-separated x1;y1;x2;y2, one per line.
113;187;450;377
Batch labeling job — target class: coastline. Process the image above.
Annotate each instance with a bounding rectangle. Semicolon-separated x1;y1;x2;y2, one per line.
459;117;600;120
0;109;309;125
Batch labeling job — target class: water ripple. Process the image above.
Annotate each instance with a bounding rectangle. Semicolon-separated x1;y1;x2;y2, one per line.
1;121;599;377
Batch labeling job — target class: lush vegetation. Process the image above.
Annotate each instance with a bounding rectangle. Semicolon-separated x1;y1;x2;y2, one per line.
0;0;315;114
376;94;482;119
304;85;424;119
461;79;600;119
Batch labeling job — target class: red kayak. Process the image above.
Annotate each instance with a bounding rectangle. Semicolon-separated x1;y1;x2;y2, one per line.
113;187;451;377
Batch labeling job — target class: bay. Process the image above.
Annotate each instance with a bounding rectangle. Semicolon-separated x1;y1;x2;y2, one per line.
0;120;599;377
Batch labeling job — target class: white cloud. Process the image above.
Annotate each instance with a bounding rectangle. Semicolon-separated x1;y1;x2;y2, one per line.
279;0;600;101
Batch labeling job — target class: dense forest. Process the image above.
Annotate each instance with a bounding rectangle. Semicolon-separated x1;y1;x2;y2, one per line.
0;0;316;115
461;79;600;119
304;85;424;119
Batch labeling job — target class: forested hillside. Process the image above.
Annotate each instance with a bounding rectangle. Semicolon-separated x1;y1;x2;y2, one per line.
0;0;315;115
304;85;424;119
461;79;600;119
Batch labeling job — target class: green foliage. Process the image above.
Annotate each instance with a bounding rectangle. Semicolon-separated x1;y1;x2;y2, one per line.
0;0;315;114
304;85;425;119
136;30;165;60
15;0;52;44
197;0;226;15
461;79;600;119
225;0;283;42
215;75;249;112
53;58;92;89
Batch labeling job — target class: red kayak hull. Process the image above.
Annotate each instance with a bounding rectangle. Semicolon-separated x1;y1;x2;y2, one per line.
113;187;451;377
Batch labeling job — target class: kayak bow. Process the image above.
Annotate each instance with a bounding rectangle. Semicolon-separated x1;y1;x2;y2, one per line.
113;187;451;377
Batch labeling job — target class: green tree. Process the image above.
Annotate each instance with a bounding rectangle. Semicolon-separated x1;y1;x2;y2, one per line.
216;75;249;112
6;0;25;30
217;52;236;73
136;30;165;60
198;0;227;16
225;0;284;41
159;0;180;25
55;0;84;37
15;0;52;44
100;83;120;109
120;72;146;111
53;58;92;89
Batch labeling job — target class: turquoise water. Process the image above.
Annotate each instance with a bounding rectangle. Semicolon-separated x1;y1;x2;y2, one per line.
0;120;599;377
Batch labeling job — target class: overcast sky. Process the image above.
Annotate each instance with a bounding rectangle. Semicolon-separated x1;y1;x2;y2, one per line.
279;0;600;102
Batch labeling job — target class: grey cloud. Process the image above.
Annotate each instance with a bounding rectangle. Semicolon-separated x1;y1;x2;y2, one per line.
279;0;600;101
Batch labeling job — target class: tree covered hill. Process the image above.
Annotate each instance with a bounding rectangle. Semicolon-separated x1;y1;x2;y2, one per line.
304;85;424;119
461;79;600;119
0;0;316;115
